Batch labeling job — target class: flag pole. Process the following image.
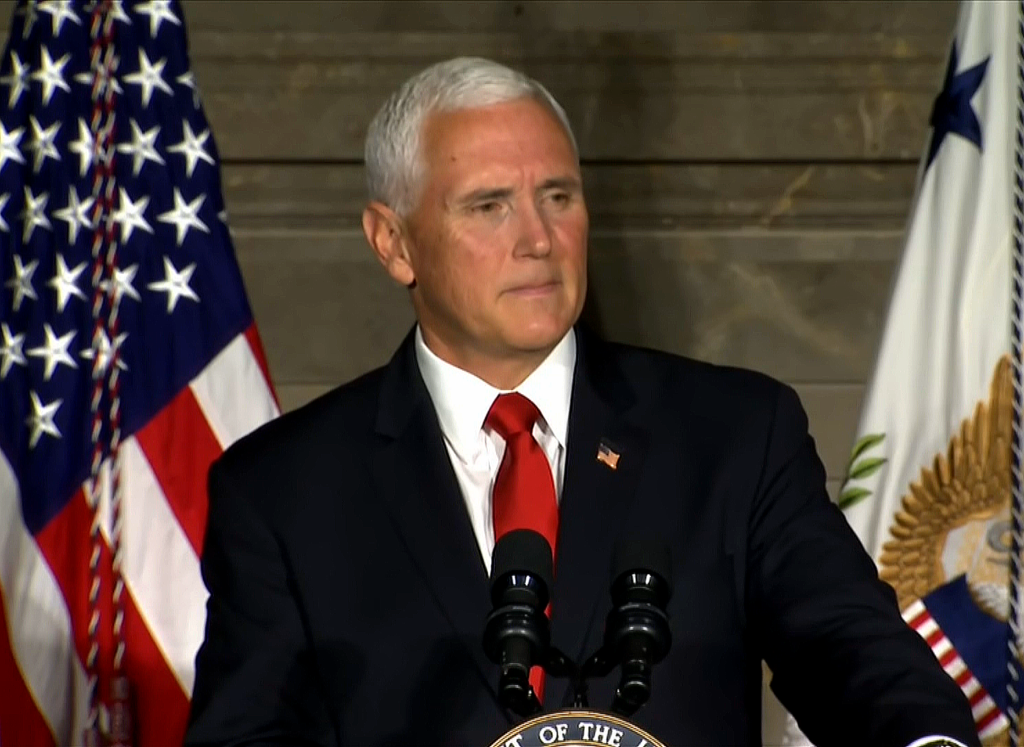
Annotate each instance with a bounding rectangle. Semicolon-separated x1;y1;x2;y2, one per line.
1009;4;1024;746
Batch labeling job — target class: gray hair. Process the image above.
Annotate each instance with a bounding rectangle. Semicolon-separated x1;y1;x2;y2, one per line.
364;57;579;217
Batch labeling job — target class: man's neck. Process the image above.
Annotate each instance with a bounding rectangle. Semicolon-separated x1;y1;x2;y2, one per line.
418;328;554;391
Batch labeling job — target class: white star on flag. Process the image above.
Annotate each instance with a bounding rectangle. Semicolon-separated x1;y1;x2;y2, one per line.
0;193;10;233
117;118;165;176
74;58;123;98
17;0;38;40
167;120;214;178
37;0;81;36
99;263;142;305
30;46;71;105
67;118;95;179
5;254;38;311
47;254;87;313
26;115;61;173
20;186;51;243
0;122;26;173
81;328;128;376
25;391;62;449
0;322;27;379
135;0;180;38
148;256;199;312
108;0;132;25
123;48;172;107
112;187;153;243
158;189;209;246
26;324;78;381
176;70;200;108
1;51;29;107
52;185;95;245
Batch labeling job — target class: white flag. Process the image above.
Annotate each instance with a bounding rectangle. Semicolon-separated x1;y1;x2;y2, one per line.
763;1;1018;744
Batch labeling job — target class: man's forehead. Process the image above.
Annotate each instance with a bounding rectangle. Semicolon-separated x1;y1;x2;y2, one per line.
423;99;574;152
422;106;576;182
438;160;582;199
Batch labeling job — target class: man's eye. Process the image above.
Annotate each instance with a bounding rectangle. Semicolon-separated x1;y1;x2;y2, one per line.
473;202;502;214
542;192;571;209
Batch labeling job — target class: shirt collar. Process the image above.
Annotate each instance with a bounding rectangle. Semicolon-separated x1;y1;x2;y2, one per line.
415;325;577;464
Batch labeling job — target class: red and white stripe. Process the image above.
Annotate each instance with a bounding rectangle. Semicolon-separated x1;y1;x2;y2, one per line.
903;599;1008;740
0;327;279;746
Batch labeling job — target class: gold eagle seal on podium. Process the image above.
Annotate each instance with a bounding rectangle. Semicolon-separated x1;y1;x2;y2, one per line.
488;710;666;747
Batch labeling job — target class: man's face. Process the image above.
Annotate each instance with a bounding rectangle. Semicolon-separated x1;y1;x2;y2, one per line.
402;97;588;374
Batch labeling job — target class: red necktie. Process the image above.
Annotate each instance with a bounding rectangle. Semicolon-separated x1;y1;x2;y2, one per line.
486;392;559;703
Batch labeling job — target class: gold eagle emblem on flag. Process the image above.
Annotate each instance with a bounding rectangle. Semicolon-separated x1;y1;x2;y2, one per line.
878;356;1010;617
877;355;1015;745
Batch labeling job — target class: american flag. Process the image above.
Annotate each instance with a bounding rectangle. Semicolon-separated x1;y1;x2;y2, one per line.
0;1;279;745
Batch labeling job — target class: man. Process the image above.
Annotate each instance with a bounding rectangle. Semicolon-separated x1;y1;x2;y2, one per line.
185;58;980;747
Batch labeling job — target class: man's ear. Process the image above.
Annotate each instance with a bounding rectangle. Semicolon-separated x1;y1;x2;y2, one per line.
362;201;416;288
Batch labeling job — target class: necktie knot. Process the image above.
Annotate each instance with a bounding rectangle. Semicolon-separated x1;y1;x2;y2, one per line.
485;392;541;439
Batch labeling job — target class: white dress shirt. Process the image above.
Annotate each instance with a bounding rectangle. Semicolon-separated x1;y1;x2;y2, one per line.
415;325;576;574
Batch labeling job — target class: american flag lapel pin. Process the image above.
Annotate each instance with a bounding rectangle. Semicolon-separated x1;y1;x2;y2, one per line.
596;440;620;470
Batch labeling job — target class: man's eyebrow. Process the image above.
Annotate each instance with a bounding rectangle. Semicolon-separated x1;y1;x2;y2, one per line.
455;186;514;206
538;176;582;192
453;176;582;207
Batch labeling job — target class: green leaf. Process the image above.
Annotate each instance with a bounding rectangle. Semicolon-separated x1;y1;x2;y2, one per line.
837;487;872;510
847;456;887;480
849;433;885;463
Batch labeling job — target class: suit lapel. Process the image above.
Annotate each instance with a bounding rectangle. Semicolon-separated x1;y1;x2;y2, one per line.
370;332;502;708
547;329;650;708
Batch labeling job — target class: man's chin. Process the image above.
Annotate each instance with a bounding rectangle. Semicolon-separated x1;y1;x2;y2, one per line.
503;320;574;354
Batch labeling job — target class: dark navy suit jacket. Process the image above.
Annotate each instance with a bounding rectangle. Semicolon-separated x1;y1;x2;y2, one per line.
184;326;979;747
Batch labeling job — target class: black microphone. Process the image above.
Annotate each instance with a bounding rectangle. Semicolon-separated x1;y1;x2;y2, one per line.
482;529;553;717
604;539;672;716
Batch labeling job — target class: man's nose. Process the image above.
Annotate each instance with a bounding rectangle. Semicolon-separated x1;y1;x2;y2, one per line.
515;202;553;258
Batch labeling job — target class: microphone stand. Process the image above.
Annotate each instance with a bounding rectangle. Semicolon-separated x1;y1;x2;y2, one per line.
569;646;616;710
536;645;614;711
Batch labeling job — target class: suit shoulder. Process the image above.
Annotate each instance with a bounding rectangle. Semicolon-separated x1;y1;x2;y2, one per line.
600;341;810;472
213;364;386;478
605;340;790;412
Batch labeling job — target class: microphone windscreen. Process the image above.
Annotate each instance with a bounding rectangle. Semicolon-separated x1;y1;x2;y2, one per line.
611;538;671;588
491;528;554;592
